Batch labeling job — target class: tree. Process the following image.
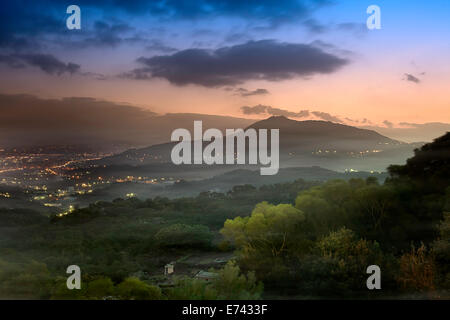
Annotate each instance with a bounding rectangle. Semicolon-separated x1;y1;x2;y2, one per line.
154;224;213;248
86;277;115;299
221;202;308;282
221;202;306;258
295;180;353;236
315;228;386;291
116;277;162;300
213;261;263;299
388;132;450;191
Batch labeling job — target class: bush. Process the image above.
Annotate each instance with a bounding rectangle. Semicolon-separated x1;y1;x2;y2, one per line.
51;278;87;300
167;261;263;300
86;277;115;298
116;277;162;300
314;228;386;292
397;244;436;292
213;261;263;299
433;212;450;290
166;278;218;300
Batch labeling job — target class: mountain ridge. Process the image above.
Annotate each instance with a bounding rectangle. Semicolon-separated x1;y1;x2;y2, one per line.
249;115;401;143
96;116;412;172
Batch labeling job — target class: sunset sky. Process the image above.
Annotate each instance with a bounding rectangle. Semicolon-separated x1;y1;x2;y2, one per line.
1;0;449;127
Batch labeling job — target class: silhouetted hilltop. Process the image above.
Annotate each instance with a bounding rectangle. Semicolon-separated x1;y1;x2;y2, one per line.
389;132;450;188
248;115;401;151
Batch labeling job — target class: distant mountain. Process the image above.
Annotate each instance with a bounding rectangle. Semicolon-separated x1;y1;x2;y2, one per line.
360;122;450;143
248;115;401;151
96;116;418;172
0;94;252;150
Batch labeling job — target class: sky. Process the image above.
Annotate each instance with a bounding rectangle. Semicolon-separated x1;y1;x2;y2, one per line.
0;0;449;127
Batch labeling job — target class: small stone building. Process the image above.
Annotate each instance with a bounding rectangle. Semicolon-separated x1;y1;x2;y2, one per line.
164;262;175;275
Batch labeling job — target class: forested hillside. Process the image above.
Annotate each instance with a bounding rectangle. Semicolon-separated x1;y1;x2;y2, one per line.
0;133;448;299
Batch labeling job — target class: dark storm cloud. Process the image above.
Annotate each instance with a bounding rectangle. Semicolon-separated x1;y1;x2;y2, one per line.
0;0;333;51
404;73;421;83
0;54;80;75
94;20;133;34
55;19;154;50
79;21;136;48
0;1;64;50
123;40;349;87
0;3;141;50
76;0;331;21
80;71;108;80
234;88;270;97
17;54;80;75
0;55;26;69
0;34;41;51
0;3;146;51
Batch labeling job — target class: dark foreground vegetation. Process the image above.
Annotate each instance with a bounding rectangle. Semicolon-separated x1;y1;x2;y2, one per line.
0;133;449;299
